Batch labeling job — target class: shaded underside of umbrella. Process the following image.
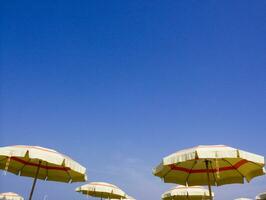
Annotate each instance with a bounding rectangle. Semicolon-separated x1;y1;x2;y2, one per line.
0;145;87;183
153;145;265;186
76;182;127;199
0;192;24;200
162;186;214;200
256;192;266;200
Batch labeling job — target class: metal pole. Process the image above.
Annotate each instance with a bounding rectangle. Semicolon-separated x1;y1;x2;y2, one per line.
205;160;213;200
29;160;41;200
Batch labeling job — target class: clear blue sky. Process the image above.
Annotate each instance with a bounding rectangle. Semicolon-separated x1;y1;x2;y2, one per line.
0;0;265;199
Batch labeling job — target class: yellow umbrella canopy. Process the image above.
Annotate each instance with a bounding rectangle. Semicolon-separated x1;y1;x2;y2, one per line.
162;186;214;200
76;182;127;199
153;145;265;200
256;192;266;200
0;145;87;200
0;192;24;200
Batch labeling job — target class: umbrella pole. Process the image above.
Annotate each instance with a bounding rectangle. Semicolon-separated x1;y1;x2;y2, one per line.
205;160;213;200
29;161;41;200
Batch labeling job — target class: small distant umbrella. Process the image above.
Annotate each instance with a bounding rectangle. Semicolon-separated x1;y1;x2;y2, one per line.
153;145;265;200
234;198;253;200
0;192;24;200
0;145;87;200
162;185;214;200
110;195;135;200
76;182;127;199
256;192;266;200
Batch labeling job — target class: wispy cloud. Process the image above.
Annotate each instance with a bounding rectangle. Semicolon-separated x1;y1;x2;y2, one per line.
90;152;175;200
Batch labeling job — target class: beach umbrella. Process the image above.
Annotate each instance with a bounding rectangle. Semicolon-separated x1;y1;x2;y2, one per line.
0;192;24;200
256;192;266;200
153;145;265;200
110;195;136;200
76;182;127;199
0;145;87;200
113;195;135;200
162;185;214;200
234;198;253;200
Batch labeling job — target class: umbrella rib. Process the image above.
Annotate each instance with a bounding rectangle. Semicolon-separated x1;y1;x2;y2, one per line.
248;160;264;168
163;163;181;179
0;157;8;162
222;158;245;179
185;160;197;185
45;162;49;180
65;168;72;182
209;161;218;186
163;162;186;185
162;169;171;179
16;158;31;175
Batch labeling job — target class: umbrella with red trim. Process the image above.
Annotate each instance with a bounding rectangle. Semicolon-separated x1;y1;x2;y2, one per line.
153;145;265;200
162;185;214;200
76;182;127;200
0;145;87;200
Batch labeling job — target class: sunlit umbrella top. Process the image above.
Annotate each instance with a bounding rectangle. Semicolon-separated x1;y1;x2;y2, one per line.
0;192;24;200
76;182;127;199
234;198;253;200
162;185;214;200
0;145;87;182
110;195;135;200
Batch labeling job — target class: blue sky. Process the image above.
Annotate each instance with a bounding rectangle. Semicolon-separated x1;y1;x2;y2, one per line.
0;0;266;199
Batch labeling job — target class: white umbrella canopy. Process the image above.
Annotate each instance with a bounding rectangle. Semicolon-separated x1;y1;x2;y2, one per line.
110;195;135;200
76;182;127;199
234;198;253;200
0;192;24;200
162;186;214;200
0;145;87;200
256;192;266;200
153;145;265;200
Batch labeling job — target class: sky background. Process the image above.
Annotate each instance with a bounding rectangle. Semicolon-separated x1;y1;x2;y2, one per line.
0;0;266;199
